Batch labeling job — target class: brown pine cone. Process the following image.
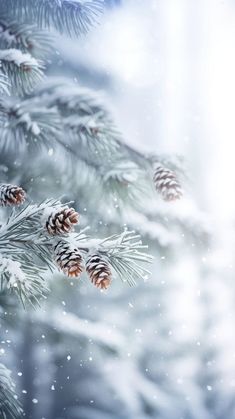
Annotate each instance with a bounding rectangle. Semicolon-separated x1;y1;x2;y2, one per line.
153;166;183;201
86;253;112;290
54;241;84;278
0;184;26;206
46;207;79;235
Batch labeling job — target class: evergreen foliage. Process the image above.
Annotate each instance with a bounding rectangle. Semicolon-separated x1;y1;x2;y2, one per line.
0;1;185;417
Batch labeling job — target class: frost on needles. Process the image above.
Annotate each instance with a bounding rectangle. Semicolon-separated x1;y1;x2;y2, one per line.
0;183;153;305
0;1;185;417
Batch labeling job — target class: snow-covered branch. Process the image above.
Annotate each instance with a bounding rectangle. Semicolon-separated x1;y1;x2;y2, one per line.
0;363;23;419
0;184;153;304
0;72;9;94
0;96;61;152
35;79;151;166
36;308;125;353
0;16;52;58
1;0;104;37
0;48;44;94
0;78;184;203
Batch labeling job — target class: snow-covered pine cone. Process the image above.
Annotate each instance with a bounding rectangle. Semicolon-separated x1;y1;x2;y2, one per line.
54;241;84;278
86;253;112;290
0;184;26;206
46;207;79;235
153;166;183;201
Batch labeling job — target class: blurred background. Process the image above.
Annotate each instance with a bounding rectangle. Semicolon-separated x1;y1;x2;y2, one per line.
2;0;235;418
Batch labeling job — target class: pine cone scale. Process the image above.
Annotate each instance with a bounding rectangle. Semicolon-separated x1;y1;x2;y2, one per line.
54;241;84;278
86;253;112;290
0;184;26;206
153;166;183;201
46;207;79;235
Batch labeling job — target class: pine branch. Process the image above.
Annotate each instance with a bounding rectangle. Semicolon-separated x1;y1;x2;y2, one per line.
60;229;153;287
0;78;184;205
99;230;153;286
0;363;23;419
0;96;61;153
0;184;153;303
37;79;111;117
1;0;104;37
34;80;158;204
0;198;61;251
0;72;9;94
36;308;125;353
39;81;185;201
102;161;150;206
34;80;126;160
0;78;140;162
0;49;44;95
63;113;121;158
0;196;61;305
150;153;188;179
35;79;151;167
0;255;49;308
0;80;185;204
0;81;152;204
0;16;53;58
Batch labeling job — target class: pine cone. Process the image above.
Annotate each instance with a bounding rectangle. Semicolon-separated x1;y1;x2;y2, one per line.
153;166;183;201
46;207;79;235
0;184;26;206
86;253;112;290
54;241;84;278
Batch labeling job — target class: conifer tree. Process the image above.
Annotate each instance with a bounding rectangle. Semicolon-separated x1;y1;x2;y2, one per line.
0;1;185;416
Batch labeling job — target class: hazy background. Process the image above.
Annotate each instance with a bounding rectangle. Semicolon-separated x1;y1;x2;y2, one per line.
2;1;235;418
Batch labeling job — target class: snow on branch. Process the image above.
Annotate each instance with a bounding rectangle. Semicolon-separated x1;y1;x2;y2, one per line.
104;208;180;248
0;72;9;94
2;0;104;37
0;48;44;95
98;230;153;286
36;308;125;353
0;96;61;153
35;79;150;165
0;183;153;305
53;229;153;288
35;80;126;159
63;113;121;158
104;359;178;418
0;77;184;203
0;194;62;305
0;197;61;251
34;79;184;202
101;160;150;206
32;80;156;203
0;255;49;308
0;81;150;203
36;79;112;117
0;363;23;419
0;16;53;58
